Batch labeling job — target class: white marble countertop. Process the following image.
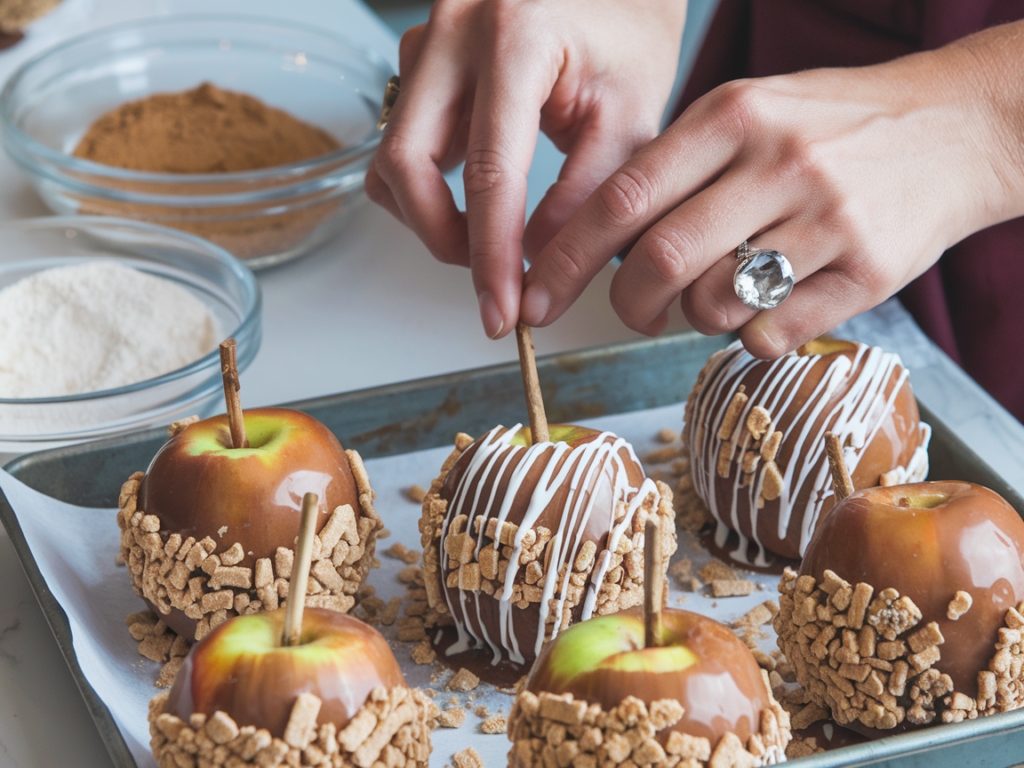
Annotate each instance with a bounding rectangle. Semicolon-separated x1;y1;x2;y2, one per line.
2;2;1024;766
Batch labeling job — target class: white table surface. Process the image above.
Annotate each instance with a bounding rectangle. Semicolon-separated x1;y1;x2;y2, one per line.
2;2;1024;767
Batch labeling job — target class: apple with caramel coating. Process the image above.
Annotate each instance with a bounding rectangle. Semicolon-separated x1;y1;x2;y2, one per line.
117;408;381;640
139;408;358;568
419;424;675;666
778;480;1024;729
164;608;403;736
508;607;791;766
684;337;931;562
149;609;438;768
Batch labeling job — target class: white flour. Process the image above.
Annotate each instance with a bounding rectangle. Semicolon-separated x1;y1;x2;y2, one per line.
0;261;220;398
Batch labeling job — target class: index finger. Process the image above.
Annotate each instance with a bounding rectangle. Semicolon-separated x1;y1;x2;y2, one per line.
463;53;553;339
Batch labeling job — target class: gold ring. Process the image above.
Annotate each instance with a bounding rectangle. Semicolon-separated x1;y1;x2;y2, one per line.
377;75;401;131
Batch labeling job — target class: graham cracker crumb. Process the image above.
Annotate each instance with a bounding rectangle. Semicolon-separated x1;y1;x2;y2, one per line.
447;668;480;692
437;707;466;728
480;715;506;734
698;559;737;583
452;747;483;768
711;579;755;597
408;485;428;504
657;427;680;443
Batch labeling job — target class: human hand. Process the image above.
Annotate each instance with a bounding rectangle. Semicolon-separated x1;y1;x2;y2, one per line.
518;23;1024;357
365;0;687;338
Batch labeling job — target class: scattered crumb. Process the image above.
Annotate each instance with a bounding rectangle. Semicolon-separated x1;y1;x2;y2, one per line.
407;484;428;503
643;446;682;464
668;558;692;583
751;649;775;670
401;548;422;565
411;640;437;665
684;576;703;592
473;705;490;718
480;715;506;735
377;527;391;539
437;707;466;728
452;747;484;768
114;553;125;566
380;597;402;626
385;542;410;560
698;559;738;582
447;668;480;692
736;600;779;627
424;689;436;699
657;427;679;443
711;579;755;597
448;697;459;706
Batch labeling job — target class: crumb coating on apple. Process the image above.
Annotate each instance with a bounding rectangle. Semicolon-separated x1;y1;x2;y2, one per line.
117;420;383;644
776;567;1024;729
149;684;439;768
776;482;1024;730
419;426;676;665
682;339;931;563
506;677;790;767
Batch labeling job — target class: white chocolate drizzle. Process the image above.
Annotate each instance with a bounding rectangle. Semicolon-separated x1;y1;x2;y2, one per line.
687;341;931;564
440;424;656;664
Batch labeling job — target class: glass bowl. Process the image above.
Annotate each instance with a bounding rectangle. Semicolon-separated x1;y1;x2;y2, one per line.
0;16;394;270
0;217;261;454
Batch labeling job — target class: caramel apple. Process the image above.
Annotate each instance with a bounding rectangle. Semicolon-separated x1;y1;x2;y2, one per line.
776;480;1024;729
419;423;676;665
683;337;931;562
149;608;438;768
507;607;791;767
117;407;383;640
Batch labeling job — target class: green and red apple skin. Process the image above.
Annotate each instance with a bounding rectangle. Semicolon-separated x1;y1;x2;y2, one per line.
165;608;405;738
801;480;1024;696
509;424;601;448
139;407;359;568
526;607;769;743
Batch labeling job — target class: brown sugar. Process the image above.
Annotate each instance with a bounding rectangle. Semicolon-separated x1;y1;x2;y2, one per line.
71;83;344;261
74;83;339;173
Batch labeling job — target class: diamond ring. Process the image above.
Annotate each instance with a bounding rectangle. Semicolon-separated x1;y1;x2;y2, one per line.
733;241;795;310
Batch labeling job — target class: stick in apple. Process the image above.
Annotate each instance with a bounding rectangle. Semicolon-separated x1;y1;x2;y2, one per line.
283;492;319;646
643;516;665;648
515;321;549;444
824;431;855;502
219;339;248;449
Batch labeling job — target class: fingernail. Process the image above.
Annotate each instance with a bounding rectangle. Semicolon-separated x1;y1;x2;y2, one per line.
520;280;551;326
478;291;505;339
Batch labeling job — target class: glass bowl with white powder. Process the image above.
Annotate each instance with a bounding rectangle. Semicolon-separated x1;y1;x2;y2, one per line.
0;216;260;454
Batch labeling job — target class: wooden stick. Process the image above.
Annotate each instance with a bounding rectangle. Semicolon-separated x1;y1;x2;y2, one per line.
284;492;319;646
824;432;855;502
515;322;549;444
219;339;248;449
644;516;665;648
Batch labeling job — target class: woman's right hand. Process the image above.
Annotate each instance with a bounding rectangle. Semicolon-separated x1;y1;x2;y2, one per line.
365;0;688;339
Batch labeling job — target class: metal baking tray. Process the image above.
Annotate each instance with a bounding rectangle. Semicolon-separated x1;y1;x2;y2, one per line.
3;329;1024;767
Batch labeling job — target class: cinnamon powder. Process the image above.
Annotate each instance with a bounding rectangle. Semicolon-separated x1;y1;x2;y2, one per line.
71;83;346;263
74;83;339;173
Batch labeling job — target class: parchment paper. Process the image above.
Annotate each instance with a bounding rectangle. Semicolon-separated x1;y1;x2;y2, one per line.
0;403;789;768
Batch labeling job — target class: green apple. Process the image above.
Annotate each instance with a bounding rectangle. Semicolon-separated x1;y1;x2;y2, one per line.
139;407;359;568
525;606;769;744
165;607;405;737
509;424;602;447
801;480;1024;696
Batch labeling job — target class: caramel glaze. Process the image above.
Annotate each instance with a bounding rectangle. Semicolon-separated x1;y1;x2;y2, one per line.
138;408;360;637
166;609;405;738
688;340;929;561
526;607;768;744
439;428;647;664
801;481;1024;697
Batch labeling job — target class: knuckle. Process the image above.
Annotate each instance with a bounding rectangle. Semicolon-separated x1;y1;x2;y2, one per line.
373;131;416;184
640;227;697;285
463;147;520;198
710;79;773;143
680;280;736;335
596;168;656;230
544;237;589;284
